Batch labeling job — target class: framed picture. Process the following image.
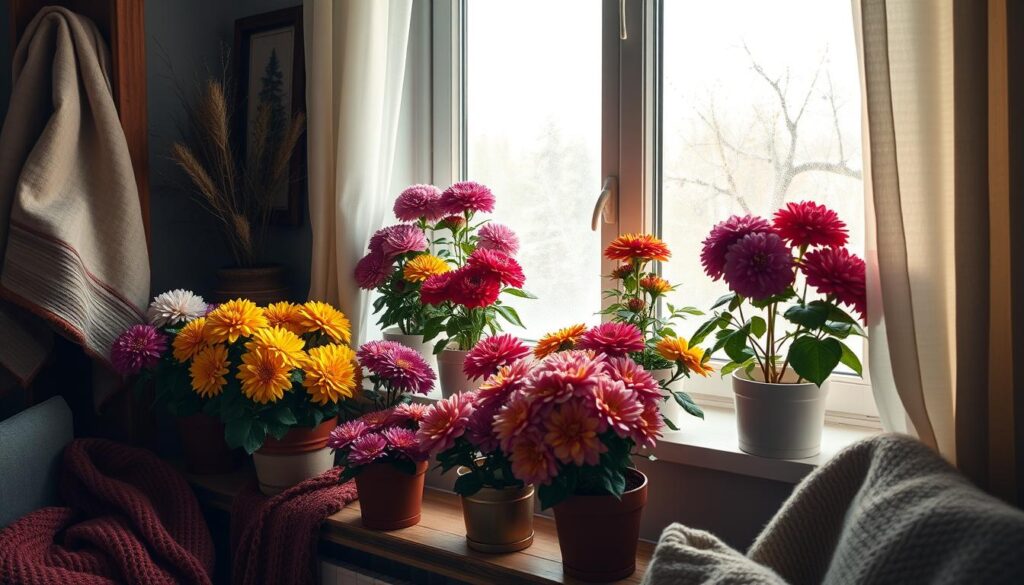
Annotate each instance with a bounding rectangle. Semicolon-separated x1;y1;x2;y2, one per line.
234;6;305;226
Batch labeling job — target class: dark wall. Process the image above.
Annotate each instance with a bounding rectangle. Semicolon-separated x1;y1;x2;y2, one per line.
0;2;10;119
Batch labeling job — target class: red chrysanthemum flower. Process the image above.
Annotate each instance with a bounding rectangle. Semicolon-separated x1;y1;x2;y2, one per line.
466;249;526;288
700;215;773;280
444;265;503;309
722;232;795;300
576;322;646;357
354;250;392;290
416;392;476;454
626;298;646;312
420;271;455;306
463;334;532;380
802;247;867;320
440;181;496;215
773;201;849;249
394;184;444;222
610;264;634;279
604;233;671;263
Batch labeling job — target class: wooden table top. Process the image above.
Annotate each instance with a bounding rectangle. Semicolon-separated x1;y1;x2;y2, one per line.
186;468;654;585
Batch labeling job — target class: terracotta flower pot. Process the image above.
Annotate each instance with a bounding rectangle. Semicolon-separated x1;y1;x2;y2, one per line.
252;417;337;495
437;348;480;398
354;460;428;530
553;469;648;582
457;466;535;553
211;265;289;305
176;413;239;475
732;370;829;459
383;327;438;378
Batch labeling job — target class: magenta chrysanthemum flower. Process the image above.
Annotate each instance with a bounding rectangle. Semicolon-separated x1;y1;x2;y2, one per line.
528;350;607;405
359;409;395;429
389;402;431;424
416;392;476;454
369;224;429;259
477;223;520;256
604;356;662;407
328;420;368;450
465;399;501;453
382;427;425;460
576;322;646;357
476;359;533;410
111;324;167;375
440;181;496;215
394;184;444;222
773;201;849;249
348;433;388;466
722;232;795;300
802;247;867;320
463;334;532;380
354;250;393;290
357;341;435;395
700;215;773;280
629;401;664;449
590;378;644;437
466;249;526;288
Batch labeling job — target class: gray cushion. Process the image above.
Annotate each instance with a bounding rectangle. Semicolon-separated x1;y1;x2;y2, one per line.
0;397;73;528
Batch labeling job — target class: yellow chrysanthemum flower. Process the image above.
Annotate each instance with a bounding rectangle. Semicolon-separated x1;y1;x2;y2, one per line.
299;301;351;344
245;326;306;368
173;317;209;362
302;344;358;405
190;344;229;398
639;275;672;295
656;336;714;377
206;299;268;343
237;346;294;404
533;323;588;359
264;301;305;334
403;254;451;283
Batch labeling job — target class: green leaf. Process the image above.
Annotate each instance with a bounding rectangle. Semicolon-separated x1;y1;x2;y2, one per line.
225;418;252;451
494;305;525;329
749;316;767;338
453;471;484;497
838;341;864;376
672;391;705;419
244;423;267;455
502;288;538;299
787;336;842;386
599;467;627;499
711;293;736;310
662;415;680;431
689;315;722;347
724;325;754;363
784;301;830;329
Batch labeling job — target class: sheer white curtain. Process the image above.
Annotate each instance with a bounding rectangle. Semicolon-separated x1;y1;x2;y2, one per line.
304;0;413;344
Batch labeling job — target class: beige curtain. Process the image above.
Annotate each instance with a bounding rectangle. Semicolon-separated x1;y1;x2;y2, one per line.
858;0;1019;503
303;0;413;344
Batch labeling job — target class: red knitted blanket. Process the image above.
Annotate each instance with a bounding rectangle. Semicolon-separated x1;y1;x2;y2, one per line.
230;467;358;585
0;439;214;585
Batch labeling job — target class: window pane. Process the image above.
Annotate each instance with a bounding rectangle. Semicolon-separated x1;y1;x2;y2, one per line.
660;0;864;345
465;0;603;339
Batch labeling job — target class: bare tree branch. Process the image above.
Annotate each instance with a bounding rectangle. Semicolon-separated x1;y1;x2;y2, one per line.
666;176;752;214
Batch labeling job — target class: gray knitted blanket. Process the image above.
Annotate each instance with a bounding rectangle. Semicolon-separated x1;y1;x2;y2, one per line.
642;434;1024;584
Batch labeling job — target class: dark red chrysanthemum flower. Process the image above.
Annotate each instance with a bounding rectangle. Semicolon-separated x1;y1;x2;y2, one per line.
722;232;795;300
772;201;849;249
445;265;503;309
700;215;773;280
802;247;866;320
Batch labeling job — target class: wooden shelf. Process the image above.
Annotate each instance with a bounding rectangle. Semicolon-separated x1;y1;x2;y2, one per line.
186;469;653;585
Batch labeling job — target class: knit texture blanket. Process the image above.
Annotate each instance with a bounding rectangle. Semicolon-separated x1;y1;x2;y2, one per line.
0;7;149;394
230;467;358;585
0;439;214;585
643;434;1024;585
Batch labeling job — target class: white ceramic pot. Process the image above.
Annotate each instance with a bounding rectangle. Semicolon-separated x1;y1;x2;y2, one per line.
437;348;480;398
382;327;438;374
649;367;685;427
252;447;334;495
732;370;829;459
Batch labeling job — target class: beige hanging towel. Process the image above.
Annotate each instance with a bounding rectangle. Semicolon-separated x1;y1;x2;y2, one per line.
0;7;149;396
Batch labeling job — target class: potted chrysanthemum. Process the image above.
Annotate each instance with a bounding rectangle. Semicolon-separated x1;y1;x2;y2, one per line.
599;233;711;428
417;334;536;553
332;340;435;530
695;201;867;459
493;348;661;582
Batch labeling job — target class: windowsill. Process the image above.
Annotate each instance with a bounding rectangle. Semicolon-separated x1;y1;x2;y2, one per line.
646;404;879;484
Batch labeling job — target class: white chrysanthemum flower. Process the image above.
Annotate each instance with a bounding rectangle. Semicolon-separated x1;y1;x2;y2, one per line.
146;289;208;327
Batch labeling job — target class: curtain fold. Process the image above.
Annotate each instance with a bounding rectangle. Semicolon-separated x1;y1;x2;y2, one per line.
303;0;413;345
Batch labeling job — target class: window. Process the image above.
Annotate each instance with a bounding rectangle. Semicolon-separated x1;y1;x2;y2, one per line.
432;0;878;421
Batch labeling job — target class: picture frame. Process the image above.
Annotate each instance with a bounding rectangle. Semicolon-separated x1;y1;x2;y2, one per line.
234;6;305;227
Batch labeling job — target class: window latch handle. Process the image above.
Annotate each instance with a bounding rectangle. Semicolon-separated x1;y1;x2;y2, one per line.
619;0;628;40
592;176;618;231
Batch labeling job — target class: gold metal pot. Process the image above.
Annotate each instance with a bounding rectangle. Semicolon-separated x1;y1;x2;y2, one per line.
457;466;535;553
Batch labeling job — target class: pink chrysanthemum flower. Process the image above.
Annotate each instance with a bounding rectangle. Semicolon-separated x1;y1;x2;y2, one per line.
357;341;435;395
528;350;607;406
590;378;644;437
576;322;646;357
464;334;532;380
328;419;368;450
416;392;476;454
701;215;773;280
604;356;662;407
493;392;533;452
382;427;424;460
359;409;395;429
354;250;393;290
348;433;388;466
629;402;664;449
394;184;444;222
466;249;526;288
543;400;606;467
440;181;496;215
722;232;795;300
773;201;849;249
369;224;429;259
509;431;559;486
477;223;520;256
389;402;431;424
465;399;501;453
476;359;533;411
111;324;167;375
802;247;867;320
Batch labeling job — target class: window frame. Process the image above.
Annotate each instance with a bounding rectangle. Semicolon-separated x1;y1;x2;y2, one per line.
429;0;880;424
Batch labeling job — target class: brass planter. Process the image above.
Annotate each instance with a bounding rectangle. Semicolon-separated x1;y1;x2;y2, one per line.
457;467;535;553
